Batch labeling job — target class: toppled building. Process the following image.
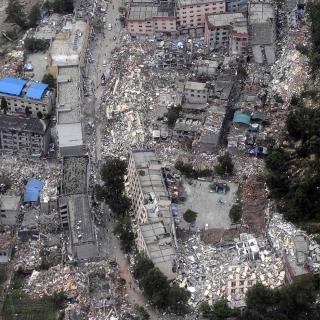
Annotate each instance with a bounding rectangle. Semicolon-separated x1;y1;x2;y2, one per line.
248;2;276;65
176;0;226;37
59;156;97;260
0;77;54;118
0;195;20;225
173;113;204;139
126;150;176;279
286;0;305;29
127;0;176;37
0;115;50;155
205;12;248;56
193;59;219;78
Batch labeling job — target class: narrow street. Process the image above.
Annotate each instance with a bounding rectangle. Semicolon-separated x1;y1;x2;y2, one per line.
83;1;160;318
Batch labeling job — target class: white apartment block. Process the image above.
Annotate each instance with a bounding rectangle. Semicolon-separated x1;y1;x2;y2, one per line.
126;150;177;279
176;0;226;36
205;13;248;56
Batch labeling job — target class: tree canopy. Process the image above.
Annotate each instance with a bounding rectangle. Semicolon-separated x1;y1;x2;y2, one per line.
42;74;56;89
25;38;50;52
183;209;198;224
214;153;234;176
113;216;135;252
5;0;27;29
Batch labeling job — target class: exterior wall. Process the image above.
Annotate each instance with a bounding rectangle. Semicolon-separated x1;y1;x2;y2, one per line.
59;145;85;157
226;0;248;12
184;87;208;103
73;242;98;260
135;226;148;253
126;154;149;224
230;32;248;55
176;0;226;36
127;17;177;36
0;93;53;118
0;128;49;155
206;26;231;49
0;247;12;263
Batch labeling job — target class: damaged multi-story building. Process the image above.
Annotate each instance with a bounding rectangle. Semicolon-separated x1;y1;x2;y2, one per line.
0;77;54;118
176;0;226;36
126;150;177;279
127;0;177;37
204;12;248;56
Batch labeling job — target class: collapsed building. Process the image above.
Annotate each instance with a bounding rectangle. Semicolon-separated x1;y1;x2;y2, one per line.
59;156;98;260
126;150;177;279
0;195;20;226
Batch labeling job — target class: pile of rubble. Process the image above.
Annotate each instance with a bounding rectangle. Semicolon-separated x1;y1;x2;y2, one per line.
176;235;285;308
15;240;42;271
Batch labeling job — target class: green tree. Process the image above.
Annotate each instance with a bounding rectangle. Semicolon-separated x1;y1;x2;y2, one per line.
214;153;234;176
53;0;65;13
28;4;40;28
167;284;191;314
133;253;154;280
1;97;8;114
5;0;27;29
113;216;135;252
183;209;198;223
135;305;150;320
140;268;170;308
229;203;242;223
167;105;182;128
199;299;238;320
175;160;194;178
42;74;56;89
99;157;131;216
24;38;50;52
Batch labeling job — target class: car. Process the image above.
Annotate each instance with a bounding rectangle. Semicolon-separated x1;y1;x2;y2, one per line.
108;23;112;31
113;36;116;40
103;60;107;66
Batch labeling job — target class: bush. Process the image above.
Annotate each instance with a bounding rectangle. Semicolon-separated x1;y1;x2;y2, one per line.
183;209;198;223
214;153;234;176
113;217;135;252
167;105;182;128
42;74;56;89
296;44;309;55
25;38;50;52
229;203;242;223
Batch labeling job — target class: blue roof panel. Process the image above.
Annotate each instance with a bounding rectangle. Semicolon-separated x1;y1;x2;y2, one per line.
0;77;28;96
25;82;48;100
23;178;45;203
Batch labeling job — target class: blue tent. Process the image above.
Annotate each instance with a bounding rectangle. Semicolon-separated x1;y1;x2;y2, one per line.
233;110;251;125
0;77;28;96
26;83;48;100
24;178;45;203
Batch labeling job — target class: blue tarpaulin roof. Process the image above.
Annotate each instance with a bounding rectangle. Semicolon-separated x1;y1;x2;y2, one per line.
25;82;48;100
171;203;178;216
0;77;28;96
23;178;44;203
233;110;251;125
171;39;185;49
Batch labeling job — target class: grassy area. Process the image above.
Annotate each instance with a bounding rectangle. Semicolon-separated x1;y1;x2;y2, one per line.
1;271;61;320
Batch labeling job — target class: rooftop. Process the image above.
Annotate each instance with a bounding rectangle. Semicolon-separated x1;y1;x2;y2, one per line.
251;23;274;45
0;115;47;134
0;195;20;211
128;5;174;20
177;0;223;7
140;221;176;278
57;123;83;148
249;2;275;24
25;82;49;100
0;77;27;96
206;12;247;28
185;81;207;91
50;19;88;66
68;194;95;245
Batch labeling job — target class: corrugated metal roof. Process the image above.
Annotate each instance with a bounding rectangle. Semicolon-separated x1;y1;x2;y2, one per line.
0;77;28;96
233;110;250;125
25;82;48;100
